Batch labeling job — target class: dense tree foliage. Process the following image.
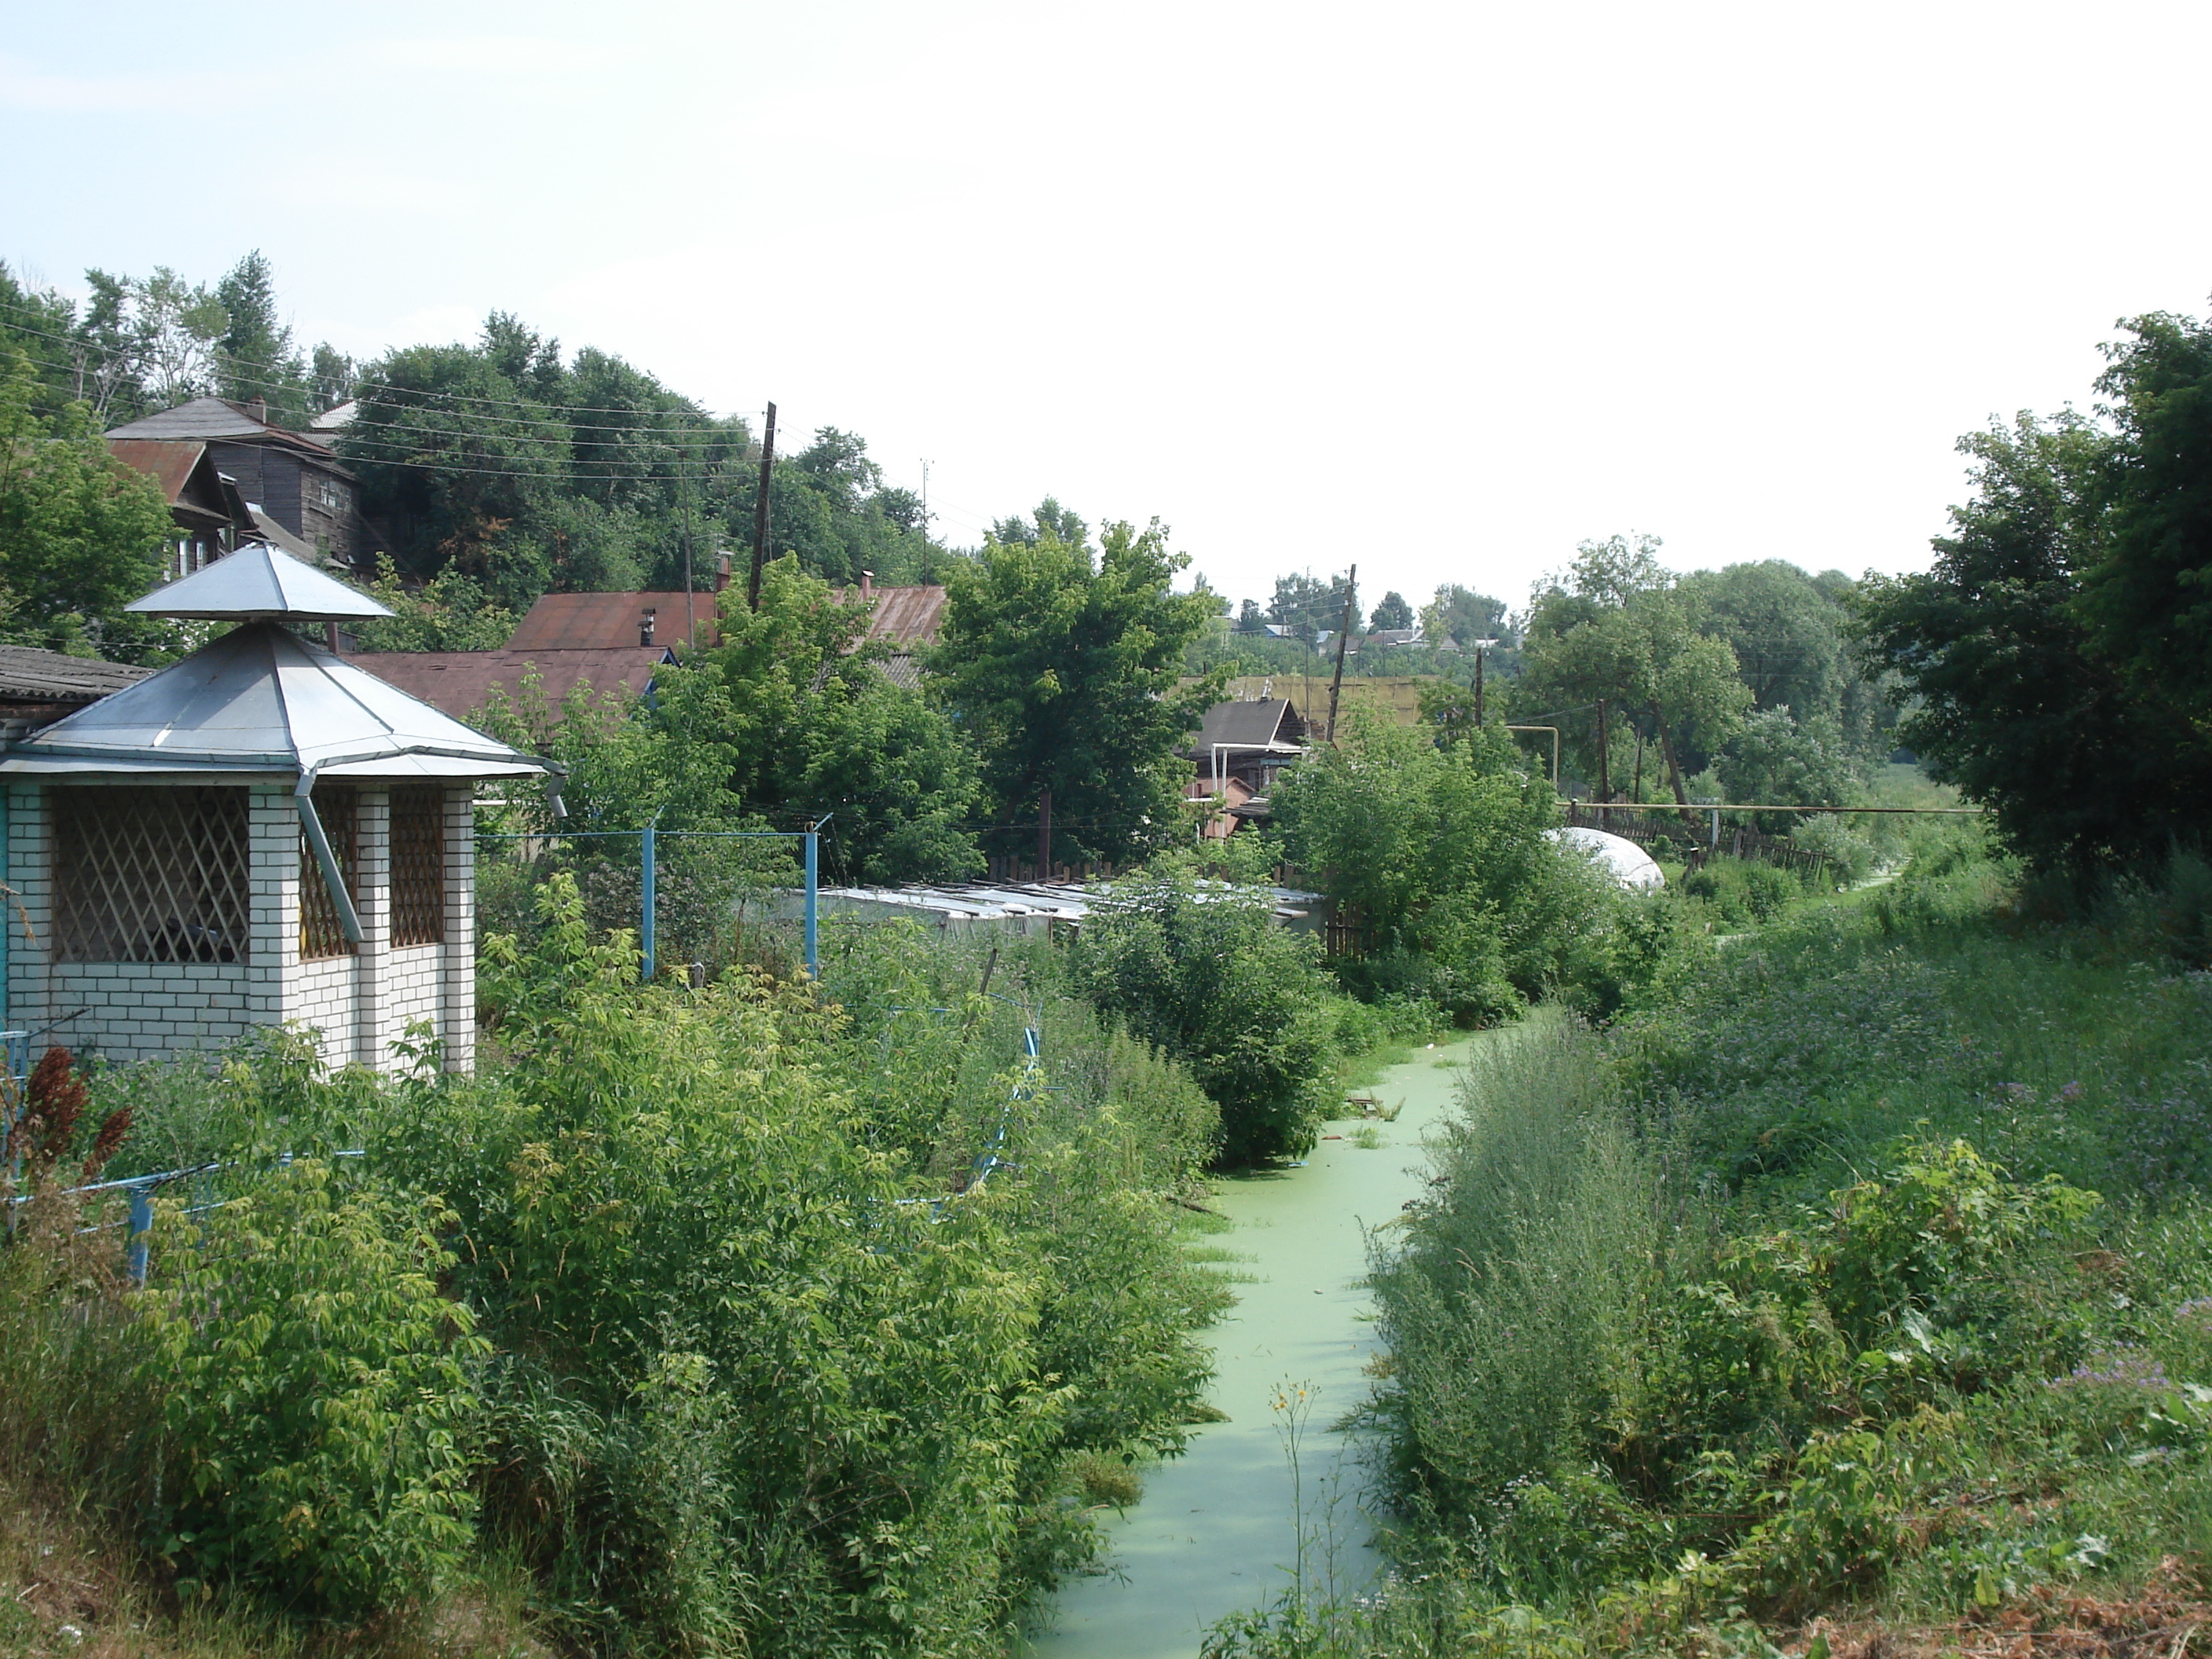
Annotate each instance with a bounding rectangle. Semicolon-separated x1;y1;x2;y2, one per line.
931;519;1221;863
482;558;982;885
1858;398;2212;869
0;350;178;658
1272;717;1627;1024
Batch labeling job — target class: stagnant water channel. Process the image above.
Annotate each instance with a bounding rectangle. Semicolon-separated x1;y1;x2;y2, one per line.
1021;1034;1481;1658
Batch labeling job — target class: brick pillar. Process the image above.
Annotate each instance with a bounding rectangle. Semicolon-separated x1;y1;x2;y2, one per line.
6;784;49;1042
354;788;390;1072
440;785;475;1073
256;785;303;1052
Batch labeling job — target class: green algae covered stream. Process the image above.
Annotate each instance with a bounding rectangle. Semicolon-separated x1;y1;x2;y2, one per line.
1022;1035;1481;1658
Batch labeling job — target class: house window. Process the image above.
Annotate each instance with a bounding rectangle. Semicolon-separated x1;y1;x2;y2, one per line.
389;786;445;947
51;786;251;964
313;476;351;515
298;786;359;960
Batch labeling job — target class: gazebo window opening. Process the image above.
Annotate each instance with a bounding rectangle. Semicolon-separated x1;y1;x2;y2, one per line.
52;786;251;964
298;786;359;960
390;786;445;947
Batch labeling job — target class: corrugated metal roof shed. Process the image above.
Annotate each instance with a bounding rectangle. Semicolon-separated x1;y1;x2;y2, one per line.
351;646;672;720
0;623;542;779
507;590;723;650
0;646;152;703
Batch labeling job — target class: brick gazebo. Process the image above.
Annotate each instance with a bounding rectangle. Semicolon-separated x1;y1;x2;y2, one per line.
0;545;548;1073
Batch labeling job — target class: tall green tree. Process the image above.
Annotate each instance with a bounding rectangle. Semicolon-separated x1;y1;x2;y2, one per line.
1855;407;2212;869
0;350;177;657
1517;583;1749;805
2080;308;2212;714
1369;589;1414;631
930;518;1222;863
214;251;308;419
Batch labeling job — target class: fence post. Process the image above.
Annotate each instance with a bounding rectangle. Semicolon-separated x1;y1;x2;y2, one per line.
804;829;819;980
641;821;657;982
126;1185;151;1284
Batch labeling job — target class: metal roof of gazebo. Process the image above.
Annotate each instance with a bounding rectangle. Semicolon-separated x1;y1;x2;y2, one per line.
123;540;394;621
2;548;551;944
0;623;544;780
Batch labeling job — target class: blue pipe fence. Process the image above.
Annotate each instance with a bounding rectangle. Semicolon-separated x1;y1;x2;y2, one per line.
478;819;826;981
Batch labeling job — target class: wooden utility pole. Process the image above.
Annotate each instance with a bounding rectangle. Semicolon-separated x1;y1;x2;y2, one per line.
746;401;777;611
1474;642;1487;727
1595;698;1610;826
1324;562;1357;743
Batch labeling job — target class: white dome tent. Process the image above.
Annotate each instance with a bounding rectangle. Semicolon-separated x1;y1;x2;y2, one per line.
1547;825;1666;891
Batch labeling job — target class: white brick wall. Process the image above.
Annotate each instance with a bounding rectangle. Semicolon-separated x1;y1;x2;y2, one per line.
4;778;487;1077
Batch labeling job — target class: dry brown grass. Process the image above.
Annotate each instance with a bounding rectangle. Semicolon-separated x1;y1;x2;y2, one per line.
1776;1560;2212;1659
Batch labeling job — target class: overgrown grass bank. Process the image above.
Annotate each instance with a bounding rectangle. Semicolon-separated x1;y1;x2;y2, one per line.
0;881;1232;1658
1212;843;2212;1657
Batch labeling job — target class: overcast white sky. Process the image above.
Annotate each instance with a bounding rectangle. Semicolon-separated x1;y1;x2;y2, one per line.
5;2;2210;613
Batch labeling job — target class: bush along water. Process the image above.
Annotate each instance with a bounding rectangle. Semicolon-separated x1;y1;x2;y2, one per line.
1211;834;2212;1656
0;875;1232;1657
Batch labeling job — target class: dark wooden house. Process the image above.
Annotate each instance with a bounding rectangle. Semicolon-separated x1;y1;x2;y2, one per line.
106;397;366;573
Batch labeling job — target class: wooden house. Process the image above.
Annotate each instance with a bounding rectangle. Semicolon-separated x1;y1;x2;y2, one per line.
105;397;367;573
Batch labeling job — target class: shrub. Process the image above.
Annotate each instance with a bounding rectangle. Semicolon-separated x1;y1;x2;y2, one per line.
1068;870;1340;1164
1271;715;1612;1024
137;1160;485;1620
1790;812;1879;885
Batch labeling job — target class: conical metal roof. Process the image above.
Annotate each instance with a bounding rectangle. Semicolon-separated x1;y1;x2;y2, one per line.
0;623;544;779
125;541;395;621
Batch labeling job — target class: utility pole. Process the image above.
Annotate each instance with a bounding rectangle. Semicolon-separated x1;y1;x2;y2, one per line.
1472;635;1499;727
680;449;697;650
918;458;932;558
1038;786;1052;880
1325;562;1357;744
1595;698;1610;827
746;401;777;611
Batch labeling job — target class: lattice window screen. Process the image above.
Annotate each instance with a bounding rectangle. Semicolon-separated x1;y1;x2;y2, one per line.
298;786;359;960
390;786;445;947
53;786;251;964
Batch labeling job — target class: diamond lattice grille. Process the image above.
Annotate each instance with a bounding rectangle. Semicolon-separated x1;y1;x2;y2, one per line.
53;786;251;964
298;786;358;961
390;786;445;947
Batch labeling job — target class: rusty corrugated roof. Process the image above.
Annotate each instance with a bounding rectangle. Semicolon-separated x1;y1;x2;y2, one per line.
837;584;947;646
350;646;672;721
108;440;211;504
506;591;723;651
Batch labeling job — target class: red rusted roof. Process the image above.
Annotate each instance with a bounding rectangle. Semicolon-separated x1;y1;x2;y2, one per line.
836;584;947;646
108;440;210;504
505;591;723;651
349;646;672;721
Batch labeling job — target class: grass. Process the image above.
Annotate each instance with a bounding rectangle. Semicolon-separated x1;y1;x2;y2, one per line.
1207;845;2212;1657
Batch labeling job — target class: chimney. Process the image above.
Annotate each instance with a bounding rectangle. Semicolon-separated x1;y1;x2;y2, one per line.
860;569;874;602
640;606;657;647
247;397;267;424
715;551;732;592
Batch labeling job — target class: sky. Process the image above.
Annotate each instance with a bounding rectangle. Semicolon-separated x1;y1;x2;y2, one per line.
5;1;2211;614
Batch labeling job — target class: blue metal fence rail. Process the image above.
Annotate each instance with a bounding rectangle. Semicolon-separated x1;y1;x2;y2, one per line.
477;819;826;980
877;989;1043;1221
3;1150;366;1284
